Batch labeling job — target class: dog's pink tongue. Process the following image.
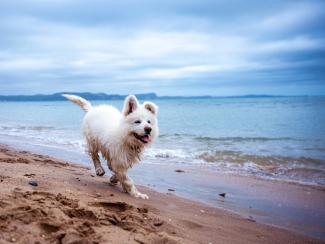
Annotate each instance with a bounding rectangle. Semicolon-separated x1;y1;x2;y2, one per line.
142;135;150;143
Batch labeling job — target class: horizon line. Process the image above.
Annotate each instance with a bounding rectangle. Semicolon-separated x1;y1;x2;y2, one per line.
0;92;324;101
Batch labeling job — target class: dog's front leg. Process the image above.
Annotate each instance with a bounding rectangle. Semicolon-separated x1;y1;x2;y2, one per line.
116;172;149;200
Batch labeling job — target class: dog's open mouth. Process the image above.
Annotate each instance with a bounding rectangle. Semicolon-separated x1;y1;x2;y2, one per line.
134;133;151;143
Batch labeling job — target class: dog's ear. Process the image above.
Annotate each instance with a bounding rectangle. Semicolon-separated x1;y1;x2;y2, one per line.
143;102;158;115
123;95;139;116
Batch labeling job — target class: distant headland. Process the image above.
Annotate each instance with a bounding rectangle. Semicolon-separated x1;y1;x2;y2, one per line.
0;92;306;101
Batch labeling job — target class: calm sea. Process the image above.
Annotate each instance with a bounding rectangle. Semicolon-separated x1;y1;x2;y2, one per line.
0;96;325;185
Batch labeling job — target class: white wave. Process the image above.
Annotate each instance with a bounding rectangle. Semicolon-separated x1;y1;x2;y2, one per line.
0;123;85;152
144;148;190;160
1;122;324;186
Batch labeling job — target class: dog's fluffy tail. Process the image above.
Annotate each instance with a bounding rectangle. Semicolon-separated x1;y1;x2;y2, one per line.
62;94;92;112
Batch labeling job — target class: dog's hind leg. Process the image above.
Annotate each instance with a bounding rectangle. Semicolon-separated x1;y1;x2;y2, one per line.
88;140;105;176
109;174;119;185
91;152;105;176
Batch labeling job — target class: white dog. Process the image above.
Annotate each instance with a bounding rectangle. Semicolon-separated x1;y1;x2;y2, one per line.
63;94;159;199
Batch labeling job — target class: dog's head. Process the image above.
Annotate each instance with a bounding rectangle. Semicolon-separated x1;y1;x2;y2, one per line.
121;95;159;146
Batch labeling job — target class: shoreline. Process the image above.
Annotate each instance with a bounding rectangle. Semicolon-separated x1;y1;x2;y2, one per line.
1;137;325;240
0;144;324;243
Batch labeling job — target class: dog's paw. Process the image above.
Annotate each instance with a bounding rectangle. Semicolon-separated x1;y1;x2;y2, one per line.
136;192;149;200
109;175;119;185
95;167;105;176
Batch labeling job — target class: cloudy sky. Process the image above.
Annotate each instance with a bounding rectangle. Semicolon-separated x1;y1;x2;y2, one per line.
0;0;324;96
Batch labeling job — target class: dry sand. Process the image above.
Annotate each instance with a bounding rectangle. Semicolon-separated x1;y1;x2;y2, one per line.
0;145;323;244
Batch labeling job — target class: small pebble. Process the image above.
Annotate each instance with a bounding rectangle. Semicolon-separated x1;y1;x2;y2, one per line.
247;216;256;222
168;188;175;192
219;193;226;197
153;220;164;226
174;169;185;173
28;180;38;187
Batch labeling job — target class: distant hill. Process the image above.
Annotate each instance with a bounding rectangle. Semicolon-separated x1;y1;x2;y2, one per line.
0;92;292;101
0;92;158;101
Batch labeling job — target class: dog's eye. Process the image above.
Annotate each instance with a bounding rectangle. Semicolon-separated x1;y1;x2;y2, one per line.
147;120;151;124
134;120;141;124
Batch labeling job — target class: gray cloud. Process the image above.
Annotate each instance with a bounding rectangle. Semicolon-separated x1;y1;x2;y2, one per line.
0;0;324;95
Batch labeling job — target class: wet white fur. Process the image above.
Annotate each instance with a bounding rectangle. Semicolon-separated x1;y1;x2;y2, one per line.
63;94;159;199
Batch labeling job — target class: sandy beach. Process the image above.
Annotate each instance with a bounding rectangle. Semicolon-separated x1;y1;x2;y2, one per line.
1;0;325;243
0;145;323;244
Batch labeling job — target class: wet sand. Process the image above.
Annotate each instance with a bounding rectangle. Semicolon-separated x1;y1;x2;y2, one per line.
0;145;323;243
131;163;325;239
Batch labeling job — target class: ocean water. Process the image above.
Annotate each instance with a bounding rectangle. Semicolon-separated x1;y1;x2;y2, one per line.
0;96;325;185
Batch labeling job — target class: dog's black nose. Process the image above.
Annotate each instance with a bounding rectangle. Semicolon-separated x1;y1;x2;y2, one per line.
144;127;152;135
